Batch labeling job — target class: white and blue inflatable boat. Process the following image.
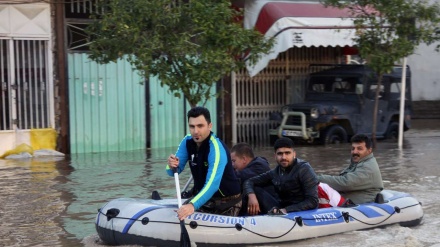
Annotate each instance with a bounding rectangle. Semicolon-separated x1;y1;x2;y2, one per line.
95;190;423;246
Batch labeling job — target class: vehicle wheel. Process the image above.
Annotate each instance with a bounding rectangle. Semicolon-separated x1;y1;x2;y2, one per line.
321;125;348;144
385;122;399;140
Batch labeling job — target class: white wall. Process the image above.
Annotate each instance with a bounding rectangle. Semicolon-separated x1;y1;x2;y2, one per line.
407;0;440;101
408;43;440;101
0;130;31;157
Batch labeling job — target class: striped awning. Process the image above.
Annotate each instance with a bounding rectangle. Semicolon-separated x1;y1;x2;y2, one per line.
244;1;358;77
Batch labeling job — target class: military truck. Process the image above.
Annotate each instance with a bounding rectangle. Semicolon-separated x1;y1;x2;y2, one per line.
269;64;412;144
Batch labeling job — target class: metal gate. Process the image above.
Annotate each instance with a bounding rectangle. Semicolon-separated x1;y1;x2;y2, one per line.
235;47;342;146
68;53;146;153
0;39;53;131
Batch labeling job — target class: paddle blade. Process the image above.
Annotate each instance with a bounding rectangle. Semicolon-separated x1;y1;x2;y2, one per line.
180;220;191;247
151;190;162;200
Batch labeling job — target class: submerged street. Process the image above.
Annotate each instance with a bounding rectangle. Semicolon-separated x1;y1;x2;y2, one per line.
0;120;439;247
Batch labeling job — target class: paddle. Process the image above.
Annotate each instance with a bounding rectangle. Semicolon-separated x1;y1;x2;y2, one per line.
173;168;191;247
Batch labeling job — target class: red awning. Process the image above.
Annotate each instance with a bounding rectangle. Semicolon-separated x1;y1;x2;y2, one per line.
245;1;358;77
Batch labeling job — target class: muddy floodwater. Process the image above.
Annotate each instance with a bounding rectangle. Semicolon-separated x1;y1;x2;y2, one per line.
0;119;439;247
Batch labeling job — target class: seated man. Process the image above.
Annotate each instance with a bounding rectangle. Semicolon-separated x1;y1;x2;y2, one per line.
231;142;271;184
318;134;384;204
233;142;344;211
231;142;273;215
166;107;241;220
243;137;319;215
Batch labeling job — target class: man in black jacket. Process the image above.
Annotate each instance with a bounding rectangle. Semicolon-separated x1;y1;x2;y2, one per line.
243;137;319;215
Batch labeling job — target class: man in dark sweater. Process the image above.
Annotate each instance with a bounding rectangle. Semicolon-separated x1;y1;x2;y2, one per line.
231;142;271;184
231;143;273;215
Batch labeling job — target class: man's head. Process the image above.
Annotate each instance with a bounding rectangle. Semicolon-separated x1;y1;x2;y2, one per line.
273;137;296;168
187;107;212;146
231;143;255;171
350;134;373;163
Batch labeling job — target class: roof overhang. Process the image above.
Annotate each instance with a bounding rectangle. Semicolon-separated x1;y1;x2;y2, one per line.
245;1;358;77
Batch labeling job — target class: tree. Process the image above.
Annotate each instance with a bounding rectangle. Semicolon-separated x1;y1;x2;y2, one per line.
321;0;440;146
86;0;273;108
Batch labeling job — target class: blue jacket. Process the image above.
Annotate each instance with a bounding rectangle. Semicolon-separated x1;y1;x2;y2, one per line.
166;132;240;210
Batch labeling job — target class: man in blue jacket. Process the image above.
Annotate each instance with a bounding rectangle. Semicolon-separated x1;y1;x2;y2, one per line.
166;107;241;220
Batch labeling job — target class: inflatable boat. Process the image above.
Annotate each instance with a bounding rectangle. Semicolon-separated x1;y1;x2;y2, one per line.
95;190;423;246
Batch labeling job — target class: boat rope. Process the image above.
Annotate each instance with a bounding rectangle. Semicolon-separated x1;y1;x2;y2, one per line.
240;220;297;239
342;203;420;226
98;209;300;239
297;203;420;227
182;217;300;239
97;209;182;225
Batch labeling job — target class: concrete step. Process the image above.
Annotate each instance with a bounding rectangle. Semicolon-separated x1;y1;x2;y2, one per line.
412;100;440;119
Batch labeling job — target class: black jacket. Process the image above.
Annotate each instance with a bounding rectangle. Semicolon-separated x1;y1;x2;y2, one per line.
243;158;319;212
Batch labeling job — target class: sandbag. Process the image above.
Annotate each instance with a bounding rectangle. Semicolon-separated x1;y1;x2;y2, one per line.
0;143;34;159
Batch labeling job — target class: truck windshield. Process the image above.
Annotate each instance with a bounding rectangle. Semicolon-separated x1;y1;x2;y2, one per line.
308;75;360;94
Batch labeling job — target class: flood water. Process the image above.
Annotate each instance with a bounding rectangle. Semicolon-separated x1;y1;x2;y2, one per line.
1;119;439;247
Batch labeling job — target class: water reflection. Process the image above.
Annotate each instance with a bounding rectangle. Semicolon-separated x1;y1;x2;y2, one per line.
0;120;439;247
58;148;193;244
0;157;66;247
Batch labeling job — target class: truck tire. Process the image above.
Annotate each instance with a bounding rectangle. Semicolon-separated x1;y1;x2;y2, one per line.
321;125;348;144
385;122;399;140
